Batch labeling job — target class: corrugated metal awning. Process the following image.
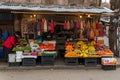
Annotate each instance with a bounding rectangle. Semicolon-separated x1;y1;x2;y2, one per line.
0;3;114;14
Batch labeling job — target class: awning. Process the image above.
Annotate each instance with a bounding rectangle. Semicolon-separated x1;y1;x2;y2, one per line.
0;3;114;14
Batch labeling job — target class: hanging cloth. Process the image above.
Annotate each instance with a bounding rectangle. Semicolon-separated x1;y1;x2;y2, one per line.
89;28;95;39
67;21;70;30
96;21;99;29
64;21;67;30
73;21;77;30
92;21;96;29
87;21;91;28
37;21;41;31
70;20;74;29
98;22;103;29
77;21;81;29
99;28;103;36
44;19;48;32
42;18;45;32
81;21;83;29
94;29;99;37
83;21;86;28
49;20;56;33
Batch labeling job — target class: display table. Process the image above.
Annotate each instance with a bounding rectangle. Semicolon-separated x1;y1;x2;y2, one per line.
41;56;55;65
22;55;37;66
65;57;79;65
84;57;98;66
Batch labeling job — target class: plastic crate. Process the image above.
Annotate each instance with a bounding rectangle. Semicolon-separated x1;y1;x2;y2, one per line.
8;54;16;63
97;57;101;65
102;65;116;70
84;58;97;66
41;56;54;65
65;57;78;65
42;51;57;57
9;62;21;67
22;58;36;66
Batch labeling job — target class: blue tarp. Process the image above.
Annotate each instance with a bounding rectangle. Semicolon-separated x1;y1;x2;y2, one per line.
0;49;4;58
3;29;9;41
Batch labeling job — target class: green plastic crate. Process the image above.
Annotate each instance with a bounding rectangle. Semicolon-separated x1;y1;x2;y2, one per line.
42;51;57;57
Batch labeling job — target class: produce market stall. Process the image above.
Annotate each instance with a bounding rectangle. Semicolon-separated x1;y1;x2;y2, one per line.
0;4;116;70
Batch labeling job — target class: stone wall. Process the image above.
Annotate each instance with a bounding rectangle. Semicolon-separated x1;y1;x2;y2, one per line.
110;0;119;10
0;0;101;7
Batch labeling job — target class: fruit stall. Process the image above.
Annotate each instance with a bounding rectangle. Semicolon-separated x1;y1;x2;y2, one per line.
8;19;117;70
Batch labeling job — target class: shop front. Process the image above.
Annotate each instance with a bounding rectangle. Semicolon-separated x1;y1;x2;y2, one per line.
0;12;14;59
0;4;117;70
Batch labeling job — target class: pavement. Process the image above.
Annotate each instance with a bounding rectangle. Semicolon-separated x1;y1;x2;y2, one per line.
0;58;120;70
1;69;120;80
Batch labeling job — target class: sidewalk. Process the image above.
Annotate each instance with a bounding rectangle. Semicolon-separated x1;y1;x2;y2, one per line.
0;58;120;70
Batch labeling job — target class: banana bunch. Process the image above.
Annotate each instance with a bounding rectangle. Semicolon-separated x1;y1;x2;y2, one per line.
79;53;88;57
74;49;81;53
88;46;95;51
81;50;88;53
80;44;88;50
88;51;96;54
77;41;84;46
78;49;89;57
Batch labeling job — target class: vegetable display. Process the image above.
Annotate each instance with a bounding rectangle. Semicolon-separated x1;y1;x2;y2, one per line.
12;45;31;51
20;38;27;46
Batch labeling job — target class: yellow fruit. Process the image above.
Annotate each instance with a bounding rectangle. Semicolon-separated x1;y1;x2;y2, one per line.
79;53;83;57
83;53;88;57
84;50;88;53
81;44;88;50
88;51;96;54
77;41;84;45
88;46;95;51
74;49;81;53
